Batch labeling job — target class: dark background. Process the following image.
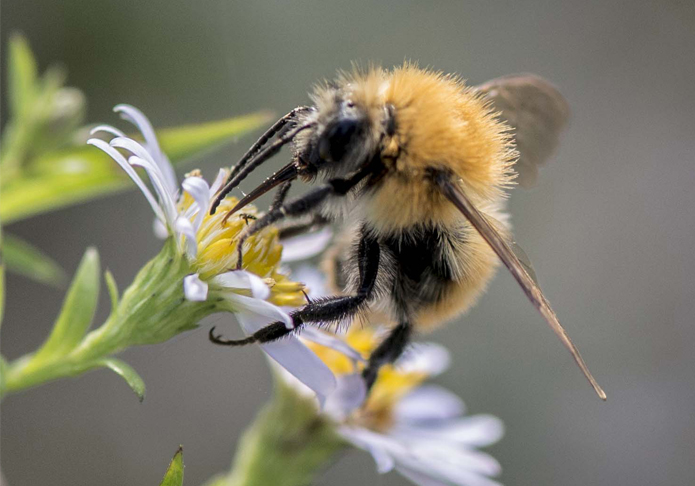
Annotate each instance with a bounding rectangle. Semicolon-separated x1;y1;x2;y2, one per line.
2;1;694;485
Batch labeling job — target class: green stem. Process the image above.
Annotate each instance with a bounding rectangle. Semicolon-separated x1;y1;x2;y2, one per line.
205;376;346;486
1;240;218;397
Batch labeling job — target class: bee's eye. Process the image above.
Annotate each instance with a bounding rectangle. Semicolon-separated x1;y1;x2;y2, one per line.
318;118;360;162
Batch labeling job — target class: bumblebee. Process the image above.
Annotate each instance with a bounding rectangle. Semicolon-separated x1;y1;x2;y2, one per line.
208;64;606;400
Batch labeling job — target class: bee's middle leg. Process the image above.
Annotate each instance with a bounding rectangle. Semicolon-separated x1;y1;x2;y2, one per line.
211;232;380;346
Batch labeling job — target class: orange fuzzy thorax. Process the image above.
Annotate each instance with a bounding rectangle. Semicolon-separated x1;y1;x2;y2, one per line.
319;64;516;233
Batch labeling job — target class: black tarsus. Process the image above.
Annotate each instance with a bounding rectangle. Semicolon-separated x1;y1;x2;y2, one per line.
278;213;331;240
269;180;293;212
209;106;312;215
362;321;413;391
209;230;380;347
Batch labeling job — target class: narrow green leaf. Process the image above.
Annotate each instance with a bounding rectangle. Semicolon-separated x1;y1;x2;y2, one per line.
0;223;5;329
8;33;38;119
158;111;273;163
0;111;271;224
159;446;184;486
3;233;67;287
104;269;119;315
32;248;100;361
96;358;146;402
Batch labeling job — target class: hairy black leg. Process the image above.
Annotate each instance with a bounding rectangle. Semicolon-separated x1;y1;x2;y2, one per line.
269;180;293;211
210;232;380;347
234;166;371;269
278;213;331;240
362;322;413;391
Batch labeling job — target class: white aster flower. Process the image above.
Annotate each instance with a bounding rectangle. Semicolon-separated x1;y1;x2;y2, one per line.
87;105;337;401
278;268;505;486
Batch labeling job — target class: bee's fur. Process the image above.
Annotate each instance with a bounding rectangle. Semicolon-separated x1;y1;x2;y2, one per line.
207;63;599;395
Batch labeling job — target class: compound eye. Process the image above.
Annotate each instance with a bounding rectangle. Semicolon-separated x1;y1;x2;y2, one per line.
318;118;360;162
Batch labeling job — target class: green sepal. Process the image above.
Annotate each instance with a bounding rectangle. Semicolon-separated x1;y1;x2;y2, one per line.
8;33;38;120
104;269;119;314
3;233;67;287
159;446;185;486
95;357;145;402
32;248;100;361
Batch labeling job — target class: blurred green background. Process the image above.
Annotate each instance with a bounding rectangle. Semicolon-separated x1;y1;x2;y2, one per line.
2;1;694;485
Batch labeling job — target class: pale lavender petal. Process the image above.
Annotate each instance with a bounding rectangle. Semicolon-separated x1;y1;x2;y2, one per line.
183;274;208;301
175;216;197;258
397;465;503;486
87;139;167;224
426;415;504;448
280;227;333;262
292;266;330;299
114;104;177;195
182;176;211;232
397;342;450;377
213;271;270;300
392;449;502;486
300;327;365;364
322;373;367;420
90;125;126;138
394;385;465;423
230;294;292;330
339;427;397;474
261;336;337;406
395;466;453;486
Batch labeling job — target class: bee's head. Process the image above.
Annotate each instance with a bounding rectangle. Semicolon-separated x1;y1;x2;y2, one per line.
298;68;394;178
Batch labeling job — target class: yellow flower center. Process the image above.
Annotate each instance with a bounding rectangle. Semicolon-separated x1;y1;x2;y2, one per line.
307;327;428;431
178;173;305;306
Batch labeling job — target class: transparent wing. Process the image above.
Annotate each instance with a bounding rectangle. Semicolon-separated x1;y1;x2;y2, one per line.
435;173;606;400
476;74;570;187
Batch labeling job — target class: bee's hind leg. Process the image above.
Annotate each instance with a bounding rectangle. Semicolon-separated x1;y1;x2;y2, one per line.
361;321;413;391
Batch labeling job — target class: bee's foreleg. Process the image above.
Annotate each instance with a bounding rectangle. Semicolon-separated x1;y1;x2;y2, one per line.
234;172;367;269
362;321;413;391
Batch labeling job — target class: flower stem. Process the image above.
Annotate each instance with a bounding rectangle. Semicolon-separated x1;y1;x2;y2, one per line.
205;376;346;486
1;240;217;398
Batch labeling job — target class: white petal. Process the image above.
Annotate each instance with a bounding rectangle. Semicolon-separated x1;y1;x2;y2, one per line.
300;327;365;364
126;153;179;226
395;466;453;486
392;448;502;486
397;342;450;377
87;139;167;224
175;216;198;258
153;218;169;239
339;427;397;474
90;124;126;138
394;385;465;424
430;415;505;448
231;294;292;330
213;271;270;300
114;104;178;195
209;168;228;195
280;227;333;262
322;373;367;420
182;176;211;231
397;465;502;486
261;336;337;407
291;266;330;299
183;274;208;301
